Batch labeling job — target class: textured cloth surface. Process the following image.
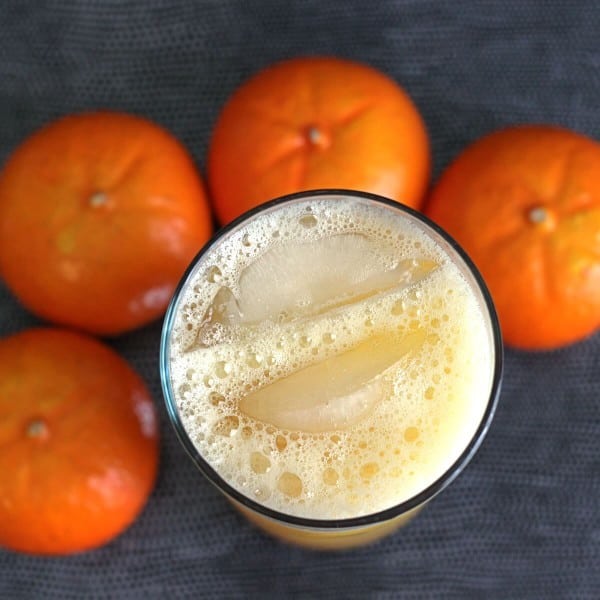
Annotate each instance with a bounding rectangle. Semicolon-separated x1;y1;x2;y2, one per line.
1;1;599;598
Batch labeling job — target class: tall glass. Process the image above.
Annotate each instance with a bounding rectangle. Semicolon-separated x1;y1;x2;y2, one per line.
160;190;502;550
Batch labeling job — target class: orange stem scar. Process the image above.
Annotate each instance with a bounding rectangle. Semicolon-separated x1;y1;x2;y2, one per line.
89;191;108;207
27;418;49;440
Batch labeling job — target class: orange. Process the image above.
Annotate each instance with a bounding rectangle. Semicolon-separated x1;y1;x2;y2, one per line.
0;111;212;336
208;57;430;224
425;125;600;350
0;328;159;555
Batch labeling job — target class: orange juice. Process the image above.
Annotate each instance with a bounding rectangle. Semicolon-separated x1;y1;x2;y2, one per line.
161;191;501;549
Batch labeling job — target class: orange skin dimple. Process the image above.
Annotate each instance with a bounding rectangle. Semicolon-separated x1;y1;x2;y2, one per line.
0;328;159;555
0;112;213;336
426;125;600;350
208;57;430;224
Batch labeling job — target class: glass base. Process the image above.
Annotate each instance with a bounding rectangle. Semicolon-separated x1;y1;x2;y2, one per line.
232;499;424;550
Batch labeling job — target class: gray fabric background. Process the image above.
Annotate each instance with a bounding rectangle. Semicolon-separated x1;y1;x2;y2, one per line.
1;1;599;598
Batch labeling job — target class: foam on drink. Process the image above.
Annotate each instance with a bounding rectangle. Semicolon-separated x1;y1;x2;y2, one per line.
168;196;494;520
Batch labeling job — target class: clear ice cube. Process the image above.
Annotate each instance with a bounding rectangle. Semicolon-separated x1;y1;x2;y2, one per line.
238;329;426;433
191;286;241;348
192;233;437;348
235;233;436;323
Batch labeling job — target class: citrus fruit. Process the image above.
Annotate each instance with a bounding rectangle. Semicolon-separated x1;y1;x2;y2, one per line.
425;125;600;350
0;328;159;555
208;57;430;224
0;111;212;336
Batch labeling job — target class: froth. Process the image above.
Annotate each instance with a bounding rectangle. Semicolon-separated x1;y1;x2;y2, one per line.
168;197;494;520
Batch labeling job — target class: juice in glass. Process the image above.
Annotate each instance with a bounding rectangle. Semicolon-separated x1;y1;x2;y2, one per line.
160;190;502;550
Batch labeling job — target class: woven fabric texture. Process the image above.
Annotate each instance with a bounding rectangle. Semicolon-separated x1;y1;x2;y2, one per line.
1;1;599;598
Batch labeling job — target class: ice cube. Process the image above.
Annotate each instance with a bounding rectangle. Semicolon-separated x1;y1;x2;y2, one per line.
234;234;437;324
238;329;426;433
189;234;437;350
189;286;242;349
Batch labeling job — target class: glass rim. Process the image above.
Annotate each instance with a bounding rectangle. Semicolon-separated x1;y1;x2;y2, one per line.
160;189;504;530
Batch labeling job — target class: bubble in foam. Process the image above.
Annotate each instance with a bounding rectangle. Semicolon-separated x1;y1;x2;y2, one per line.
254;485;271;501
214;416;239;437
323;468;339;486
427;332;440;345
278;472;303;498
178;383;191;398
250;451;271;474
359;462;380;480
246;352;263;368
391;299;405;316
299;335;311;348
322;332;335;344
404;426;419;442
299;214;318;228
206;265;222;284
209;392;225;406
215;360;232;379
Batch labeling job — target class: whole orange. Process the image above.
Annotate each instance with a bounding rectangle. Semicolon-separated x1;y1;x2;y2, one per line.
0;112;212;336
208;57;430;224
0;328;159;555
426;125;600;350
